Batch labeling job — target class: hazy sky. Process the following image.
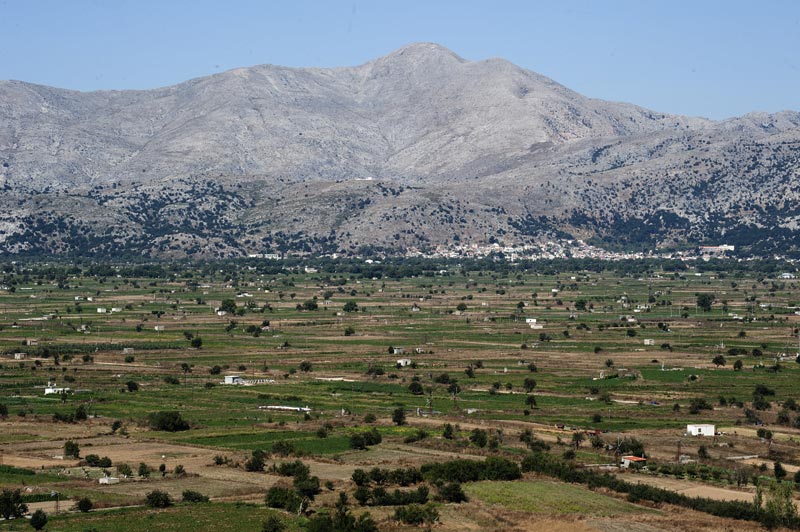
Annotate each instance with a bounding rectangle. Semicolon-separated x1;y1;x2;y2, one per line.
1;0;798;119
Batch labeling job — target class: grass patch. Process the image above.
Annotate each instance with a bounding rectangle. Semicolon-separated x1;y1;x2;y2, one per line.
0;503;301;532
463;480;657;516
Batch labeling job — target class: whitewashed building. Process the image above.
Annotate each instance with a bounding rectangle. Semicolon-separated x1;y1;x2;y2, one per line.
687;424;715;436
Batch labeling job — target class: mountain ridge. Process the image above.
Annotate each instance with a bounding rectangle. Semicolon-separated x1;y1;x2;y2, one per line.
0;43;798;258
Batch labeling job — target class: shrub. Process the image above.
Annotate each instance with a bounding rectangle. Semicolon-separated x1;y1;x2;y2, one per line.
469;428;488;448
182;490;209;503
393;503;439;526
145;490;173;508
30;508;48;530
437;481;468;503
274;460;309;478
75;497;93;512
0;489;28;519
265;486;302;513
147;411;189;432
271;440;295;456
64;440;80;458
262;515;286;532
293;474;321;500
392;407;406;426
245;450;267;472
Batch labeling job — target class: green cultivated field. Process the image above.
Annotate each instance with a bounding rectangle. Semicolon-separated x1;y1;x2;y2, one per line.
464;479;656;515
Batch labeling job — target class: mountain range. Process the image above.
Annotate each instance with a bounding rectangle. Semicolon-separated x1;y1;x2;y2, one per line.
1;42;799;258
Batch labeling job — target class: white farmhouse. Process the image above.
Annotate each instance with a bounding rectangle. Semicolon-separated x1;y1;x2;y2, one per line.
686;424;715;436
396;358;412;367
224;375;244;385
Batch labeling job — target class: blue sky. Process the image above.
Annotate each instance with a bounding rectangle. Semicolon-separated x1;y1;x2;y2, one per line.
1;0;798;119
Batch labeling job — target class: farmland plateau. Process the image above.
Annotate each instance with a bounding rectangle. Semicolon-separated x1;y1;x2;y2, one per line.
1;258;799;531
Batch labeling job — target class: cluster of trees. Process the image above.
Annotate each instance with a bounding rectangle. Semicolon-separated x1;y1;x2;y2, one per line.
351;467;423;487
353;485;429;507
521;451;798;529
420;457;521;483
147;411;190;432
349;428;382;450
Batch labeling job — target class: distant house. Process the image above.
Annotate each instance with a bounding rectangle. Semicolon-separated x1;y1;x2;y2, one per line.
780;273;796;279
153;325;165;332
122;348;134;355
392;347;405;355
111;307;123;313
396;358;412;367
97;307;107;313
643;339;655;346
25;339;38;346
620;455;647;469
224;375;244;385
411;304;421;312
13;353;26;360
99;476;120;485
44;382;70;395
687;424;715;436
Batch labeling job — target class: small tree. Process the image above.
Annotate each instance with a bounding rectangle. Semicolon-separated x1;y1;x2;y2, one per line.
712;355;726;367
697;293;714;312
145;490;173;508
523;377;537;393
392;407;406;426
182;490;209;503
0;489;28;520
262;515;286;532
245;449;267;472
774;461;787;480
138;462;151;478
75;497;93;513
525;394;537;408
698;445;709;459
442;423;455;440
30;508;48;530
469;428;488;448
343;301;358;312
64;440;80;458
408;381;424;395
